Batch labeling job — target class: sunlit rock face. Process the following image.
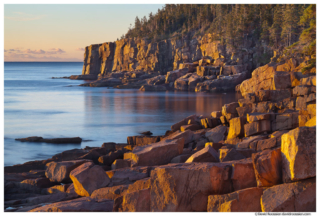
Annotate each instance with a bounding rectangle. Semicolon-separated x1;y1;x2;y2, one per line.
80;33;258;76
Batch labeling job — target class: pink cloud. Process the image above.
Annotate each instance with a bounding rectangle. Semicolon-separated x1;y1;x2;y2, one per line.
76;48;85;51
25;49;46;54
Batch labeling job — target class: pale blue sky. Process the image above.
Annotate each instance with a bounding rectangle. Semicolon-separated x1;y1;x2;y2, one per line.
4;4;164;61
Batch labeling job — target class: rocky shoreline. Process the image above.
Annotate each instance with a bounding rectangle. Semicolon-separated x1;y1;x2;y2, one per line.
5;59;316;212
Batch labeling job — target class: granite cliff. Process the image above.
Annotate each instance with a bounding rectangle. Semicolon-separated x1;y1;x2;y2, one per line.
81;33;270;77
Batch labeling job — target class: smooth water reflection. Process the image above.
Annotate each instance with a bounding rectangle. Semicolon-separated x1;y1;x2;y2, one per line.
4;62;242;166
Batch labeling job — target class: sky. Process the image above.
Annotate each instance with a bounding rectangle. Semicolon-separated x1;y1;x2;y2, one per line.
4;4;164;62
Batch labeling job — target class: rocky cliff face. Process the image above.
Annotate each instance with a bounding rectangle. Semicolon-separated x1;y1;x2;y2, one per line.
81;33;270;77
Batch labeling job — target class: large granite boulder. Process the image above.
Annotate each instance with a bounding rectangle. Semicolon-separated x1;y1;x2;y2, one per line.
261;178;315;212
281;127;316;182
207;187;264;212
227;117;246;139
150;163;233;211
185;146;219;163
45;160;90;183
70;162;110;196
252;148;282;187
120;188;151;212
205;125;228;143
91;184;128;200
124;138;184;166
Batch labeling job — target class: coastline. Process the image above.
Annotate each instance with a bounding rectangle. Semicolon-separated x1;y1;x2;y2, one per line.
4;59;316;211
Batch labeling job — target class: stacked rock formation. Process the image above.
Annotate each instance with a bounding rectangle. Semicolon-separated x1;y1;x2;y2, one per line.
4;62;316;212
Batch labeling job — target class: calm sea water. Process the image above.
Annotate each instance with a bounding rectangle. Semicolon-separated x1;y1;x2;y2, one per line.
4;62;242;166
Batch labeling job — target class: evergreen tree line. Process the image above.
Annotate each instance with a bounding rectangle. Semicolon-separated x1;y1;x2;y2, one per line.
121;4;314;54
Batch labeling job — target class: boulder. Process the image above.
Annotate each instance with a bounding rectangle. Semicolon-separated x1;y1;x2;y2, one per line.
307;104;316;116
256;137;278;151
161;130;193;145
219;148;246;162
236;106;253;117
205;142;223;151
51;149;88;161
293;85;316;96
46;184;71;194
170;115;197;132
300;75;316;86
106;167;149;186
20;177;56;189
244;120;271;137
185;146;219;163
101;142;116;151
207;187;264;212
252;148;282;187
127;178;151;194
120;188;151;212
272;112;299;131
305;116;316;127
225;158;257;191
124;138;184;167
98;149;126;166
237;135;267;149
91;184;128;200
227;117;246;139
70;162;110;196
205;125;228;143
45;160;90;183
222;102;239;116
111;159;131;170
247;113;271;123
281;127;316;182
150;163;233;211
261;178;316;212
29;197;114;212
211;111;222;118
127;136;161;146
180;124;202;132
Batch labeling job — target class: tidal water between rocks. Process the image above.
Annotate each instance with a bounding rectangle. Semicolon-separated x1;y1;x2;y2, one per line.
4;62;242;166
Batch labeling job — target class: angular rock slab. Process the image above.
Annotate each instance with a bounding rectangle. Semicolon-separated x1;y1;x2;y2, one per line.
227;117;246;140
70;162;110;196
91;184;128;200
29;197;114;212
45;159;90;183
244;120;271;137
281;127;316;182
121;188;151;212
261;178;316;212
219;148;246;162
207;187;264;212
161;130;193;145
124;138;184;167
185;146;219;163
222;158;257;191
252;148;282;187
150;163;233;212
205;125;228;143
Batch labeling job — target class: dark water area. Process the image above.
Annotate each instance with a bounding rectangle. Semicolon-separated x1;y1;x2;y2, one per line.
4;62;242;166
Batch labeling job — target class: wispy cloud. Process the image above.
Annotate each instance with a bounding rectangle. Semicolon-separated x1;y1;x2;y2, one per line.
5;12;46;21
76;48;85;51
4;47;81;62
25;49;46;54
5;48;66;55
47;48;66;54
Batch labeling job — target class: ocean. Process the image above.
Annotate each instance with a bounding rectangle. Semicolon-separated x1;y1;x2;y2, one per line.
4;62;242;166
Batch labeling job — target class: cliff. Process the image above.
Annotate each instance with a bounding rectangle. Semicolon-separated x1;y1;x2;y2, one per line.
81;33;271;77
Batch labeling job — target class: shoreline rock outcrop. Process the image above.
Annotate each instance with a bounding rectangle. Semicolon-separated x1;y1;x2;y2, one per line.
4;62;316;212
